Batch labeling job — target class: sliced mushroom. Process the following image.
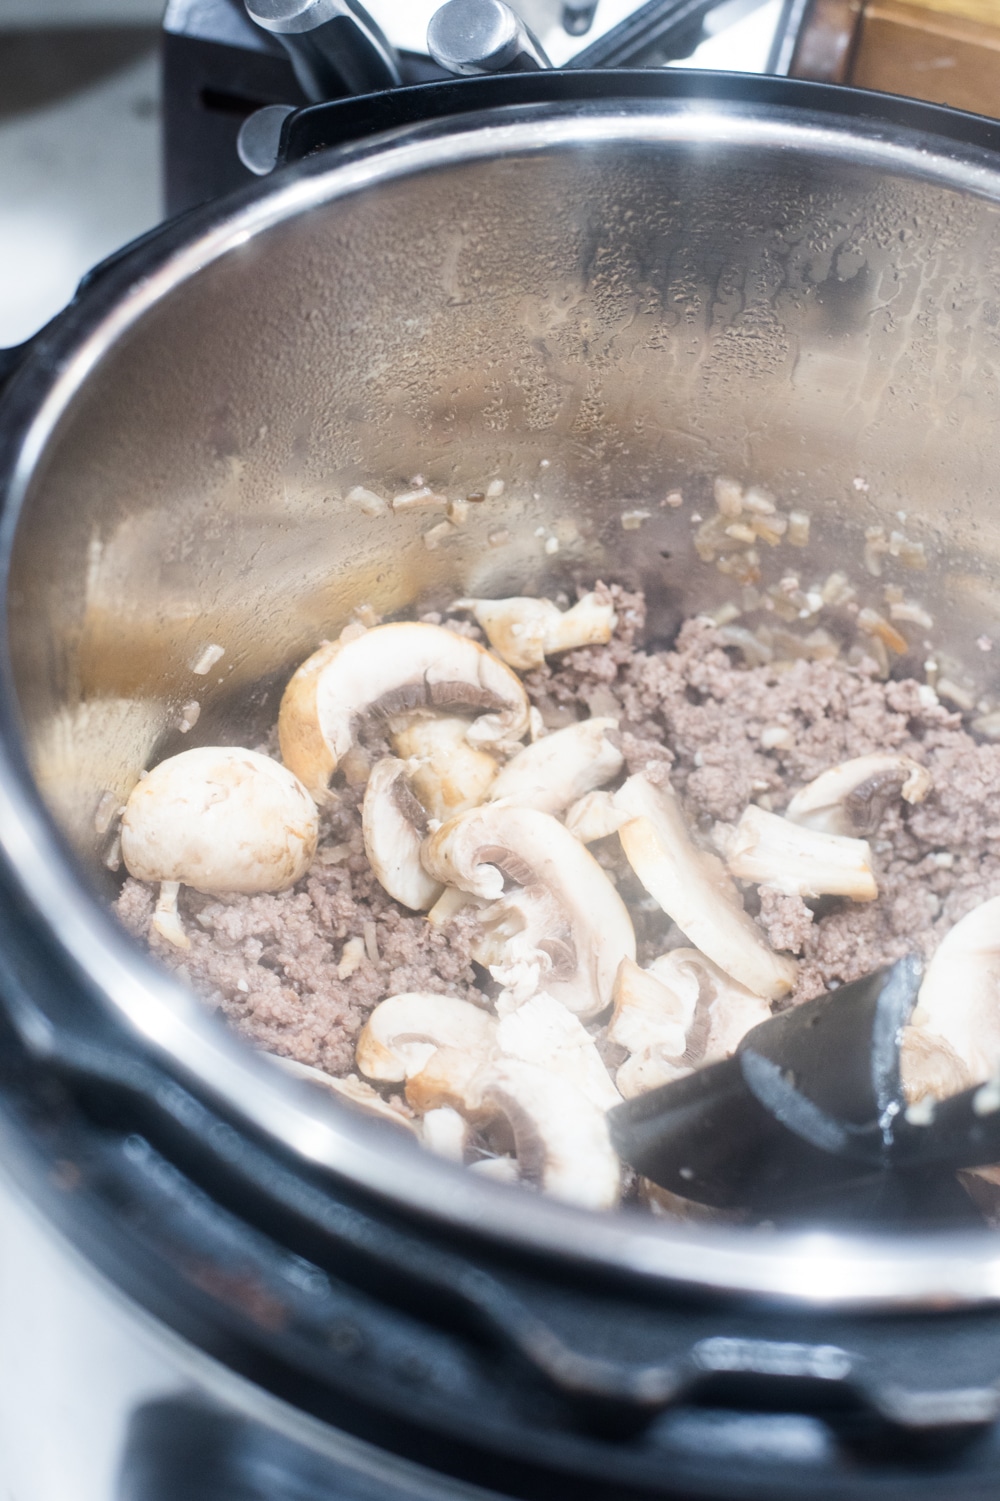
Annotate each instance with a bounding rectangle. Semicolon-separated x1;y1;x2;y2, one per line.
469;1155;521;1183
421;805;636;1018
610;950;771;1098
265;1056;418;1134
362;757;443;911
356;992;497;1083
720;804;878;901
608;956;690;1067
615;1050;687;1100
487;718;623;815
390;715;499;822
121;747;318;949
469;1058;621;1210
614;774;796;1000
496;991;621;1110
425;885;478;927
898;1026;974;1107
420;1106;470;1161
785;754;932;837
455;592;615;670
902;895;1000;1092
405;1044;487;1116
564;789;629;844
278;622;530;798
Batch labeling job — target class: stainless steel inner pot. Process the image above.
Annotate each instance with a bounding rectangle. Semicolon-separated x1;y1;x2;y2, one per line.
6;91;1000;1308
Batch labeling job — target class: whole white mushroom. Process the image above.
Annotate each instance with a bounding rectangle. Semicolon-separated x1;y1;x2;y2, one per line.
121;747;318;949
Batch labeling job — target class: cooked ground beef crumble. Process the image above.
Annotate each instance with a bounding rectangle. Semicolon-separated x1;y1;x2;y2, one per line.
114;582;1000;1085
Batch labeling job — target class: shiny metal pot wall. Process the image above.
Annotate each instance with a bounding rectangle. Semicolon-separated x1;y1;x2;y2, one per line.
5;93;1000;1306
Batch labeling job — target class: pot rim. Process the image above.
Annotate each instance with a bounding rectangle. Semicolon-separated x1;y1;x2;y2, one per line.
5;79;1000;1309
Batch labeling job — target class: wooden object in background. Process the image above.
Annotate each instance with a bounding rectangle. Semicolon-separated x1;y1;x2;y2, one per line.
790;0;1000;118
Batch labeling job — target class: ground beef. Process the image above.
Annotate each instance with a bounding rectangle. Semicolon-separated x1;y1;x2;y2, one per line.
523;588;1000;1004
115;786;483;1073
114;583;1000;1077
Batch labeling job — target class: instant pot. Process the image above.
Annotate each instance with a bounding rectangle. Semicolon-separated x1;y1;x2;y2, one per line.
7;64;1000;1499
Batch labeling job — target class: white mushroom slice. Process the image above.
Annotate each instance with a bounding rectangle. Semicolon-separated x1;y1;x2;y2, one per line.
496;991;621;1111
469;1156;521;1183
362;757;443;911
469;1059;621;1210
903;896;1000;1090
610;950;771;1098
121;747;318;950
278;622;529;797
425;885;477;927
648;950;772;1060
785;754;932;837
898;1026;974;1107
421;1106;470;1161
616;1049;688;1099
265;1057;418;1134
487;718;623;815
721;804;878;901
614;774;796;1000
564;789;630;844
152;881;188;950
455;593;615;671
390;715;498;822
405;1045;487;1116
608;956;690;1064
421;805;636;1019
356;992;497;1084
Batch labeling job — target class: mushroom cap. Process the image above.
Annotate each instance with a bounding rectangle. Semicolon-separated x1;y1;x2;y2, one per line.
785;754;932;836
421;804;636;1018
723;803;878;901
909;895;1000;1086
278;623;529;797
356;992;497;1084
361;757;443;911
614;774;796;1001
121;747;318;894
488;717;623;815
